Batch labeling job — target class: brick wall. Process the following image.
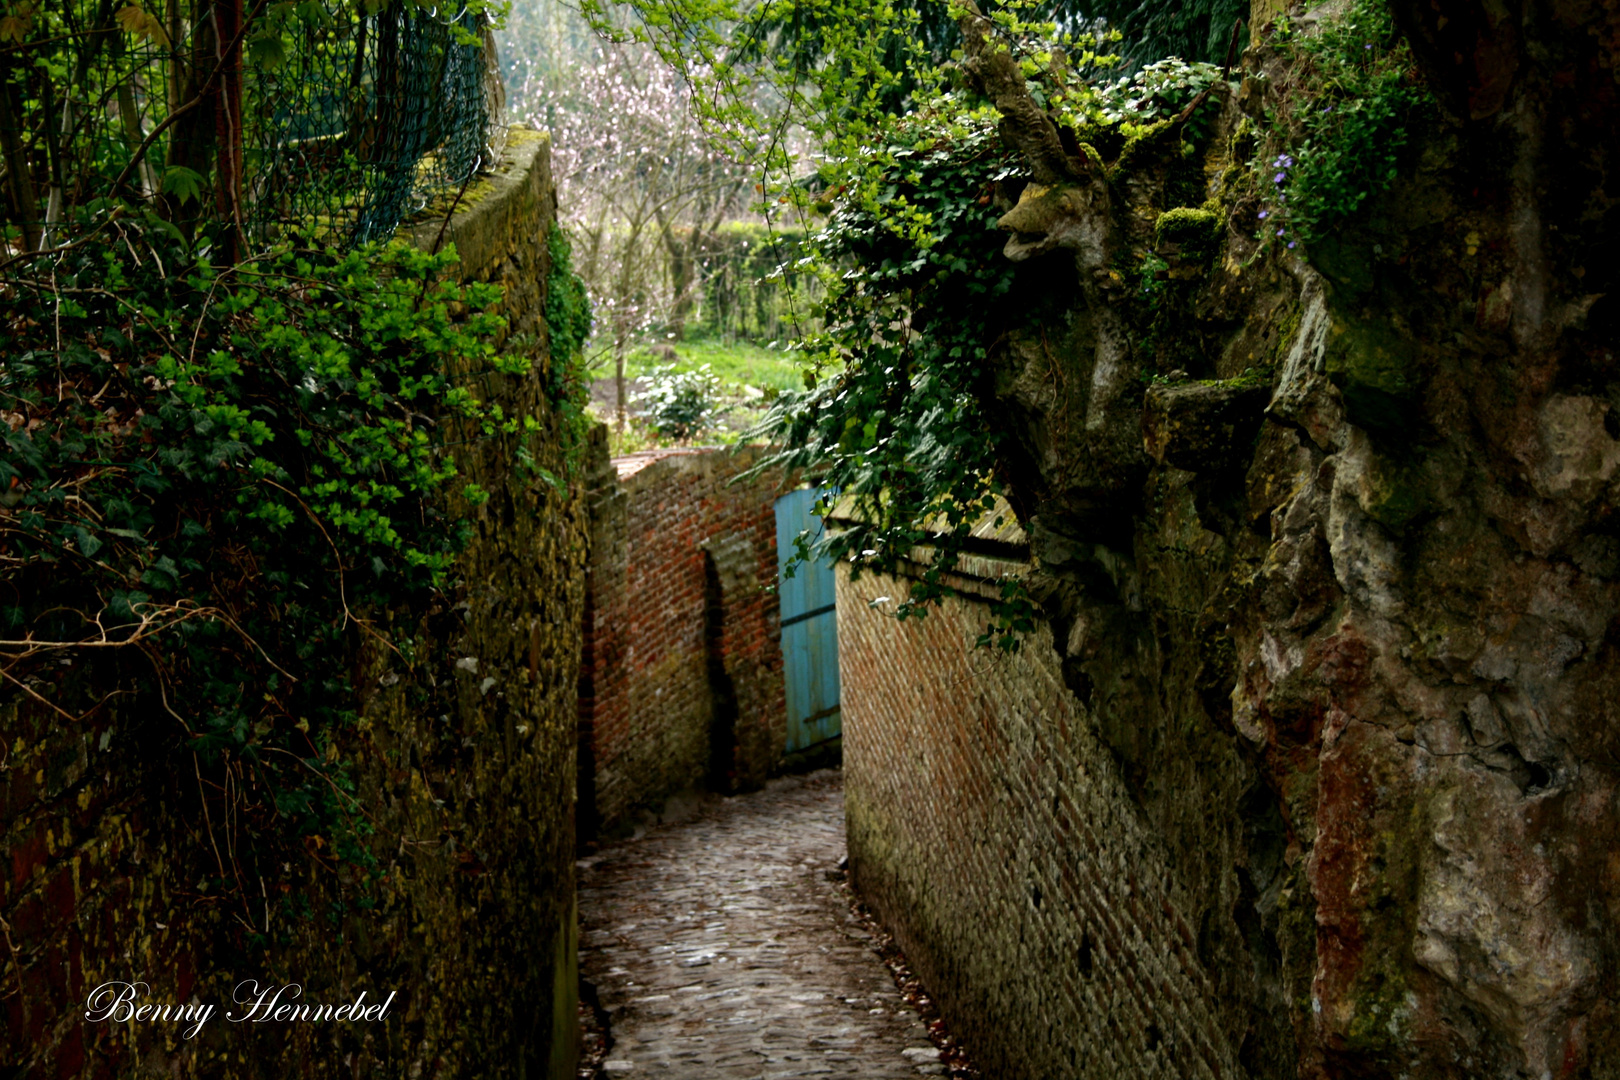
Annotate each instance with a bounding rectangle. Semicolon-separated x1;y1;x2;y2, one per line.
580;447;787;836
839;551;1246;1080
2;129;585;1080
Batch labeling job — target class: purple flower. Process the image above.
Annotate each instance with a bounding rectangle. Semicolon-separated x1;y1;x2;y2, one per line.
1276;228;1285;236
1258;210;1269;219
1274;172;1286;183
1288;241;1297;248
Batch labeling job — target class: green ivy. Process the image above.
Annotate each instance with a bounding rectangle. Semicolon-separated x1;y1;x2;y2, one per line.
0;216;545;901
750;97;1039;649
543;225;595;475
1253;0;1434;248
545;225;594;372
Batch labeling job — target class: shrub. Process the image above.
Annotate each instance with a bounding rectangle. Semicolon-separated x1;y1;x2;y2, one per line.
636;364;725;440
1254;0;1435;248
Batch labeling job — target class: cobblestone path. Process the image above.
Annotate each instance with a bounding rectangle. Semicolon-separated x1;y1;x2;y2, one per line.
577;769;946;1079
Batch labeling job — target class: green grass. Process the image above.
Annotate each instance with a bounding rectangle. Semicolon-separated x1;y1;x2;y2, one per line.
619;335;805;392
587;334;810;456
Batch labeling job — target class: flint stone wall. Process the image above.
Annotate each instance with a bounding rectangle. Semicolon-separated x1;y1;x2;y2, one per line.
2;127;586;1080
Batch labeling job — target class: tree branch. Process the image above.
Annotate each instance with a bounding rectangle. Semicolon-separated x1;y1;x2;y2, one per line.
954;0;1083;186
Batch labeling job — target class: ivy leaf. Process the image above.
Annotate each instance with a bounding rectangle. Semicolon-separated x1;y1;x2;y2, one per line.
114;4;169;45
161;166;206;206
108;590;150;620
247;32;287;69
140;555;179;590
141;210;185;245
293;0;330;26
0;12;32;42
75;527;103;558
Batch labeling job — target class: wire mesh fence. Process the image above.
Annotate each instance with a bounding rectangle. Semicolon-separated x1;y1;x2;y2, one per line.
0;0;506;255
247;2;506;246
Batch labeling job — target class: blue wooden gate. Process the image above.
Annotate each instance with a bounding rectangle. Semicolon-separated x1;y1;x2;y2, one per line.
774;487;841;752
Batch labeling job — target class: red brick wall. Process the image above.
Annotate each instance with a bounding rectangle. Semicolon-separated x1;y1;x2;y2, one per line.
839;557;1246;1080
581;447;786;835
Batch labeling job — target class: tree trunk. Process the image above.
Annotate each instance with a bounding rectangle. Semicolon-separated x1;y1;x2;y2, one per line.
213;0;245;261
657;209;695;341
0;63;42;252
43;0;120;244
164;0;219;238
614;324;628;431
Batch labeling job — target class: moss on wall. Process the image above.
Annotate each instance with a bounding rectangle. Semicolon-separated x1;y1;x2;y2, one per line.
3;128;585;1080
846;0;1620;1075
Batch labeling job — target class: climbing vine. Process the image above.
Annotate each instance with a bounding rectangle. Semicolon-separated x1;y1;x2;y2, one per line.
1249;0;1433;248
597;0;1431;648
0;215;550;904
752;98;1036;645
544;224;596;472
752;23;1233;648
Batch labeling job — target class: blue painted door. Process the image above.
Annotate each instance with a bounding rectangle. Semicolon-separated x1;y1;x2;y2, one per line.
775;487;841;751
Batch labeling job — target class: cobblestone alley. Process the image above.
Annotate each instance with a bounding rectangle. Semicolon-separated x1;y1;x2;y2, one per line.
576;770;949;1079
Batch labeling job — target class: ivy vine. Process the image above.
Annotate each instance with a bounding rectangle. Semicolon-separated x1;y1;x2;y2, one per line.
0;214;562;917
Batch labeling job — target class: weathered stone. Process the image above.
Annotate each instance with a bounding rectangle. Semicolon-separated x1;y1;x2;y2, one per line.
1142;380;1271;472
1;128;585;1080
840;0;1620;1076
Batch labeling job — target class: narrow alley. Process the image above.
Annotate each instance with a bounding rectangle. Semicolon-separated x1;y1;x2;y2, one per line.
575;771;951;1079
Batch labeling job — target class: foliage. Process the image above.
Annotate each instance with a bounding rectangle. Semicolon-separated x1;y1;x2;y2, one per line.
1081;0;1247;70
0;0;502;257
596;0;1243;647
748;97;1038;648
635;363;725;440
546;226;596;370
690;222;817;344
1251;0;1433;247
0;0;571;936
1093;57;1224;126
543;224;596;471
627;335;803;393
671;0;1236;123
0;217;544;895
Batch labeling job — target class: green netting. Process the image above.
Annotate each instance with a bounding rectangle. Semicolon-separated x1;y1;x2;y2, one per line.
246;3;505;247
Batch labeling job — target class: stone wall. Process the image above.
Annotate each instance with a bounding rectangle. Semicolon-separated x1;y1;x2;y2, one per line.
580;446;786;836
842;0;1620;1074
2;128;586;1080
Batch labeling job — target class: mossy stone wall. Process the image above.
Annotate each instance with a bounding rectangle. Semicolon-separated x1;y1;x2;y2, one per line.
842;0;1620;1074
2;128;586;1080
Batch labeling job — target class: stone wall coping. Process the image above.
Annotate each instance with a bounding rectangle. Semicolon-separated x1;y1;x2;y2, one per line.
398;126;550;274
611;444;773;484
